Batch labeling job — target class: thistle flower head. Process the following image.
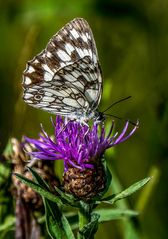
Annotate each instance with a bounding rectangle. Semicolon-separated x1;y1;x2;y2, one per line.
26;116;138;171
25;116;138;200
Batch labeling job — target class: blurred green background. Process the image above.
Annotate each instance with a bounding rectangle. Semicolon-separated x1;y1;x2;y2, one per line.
0;0;168;238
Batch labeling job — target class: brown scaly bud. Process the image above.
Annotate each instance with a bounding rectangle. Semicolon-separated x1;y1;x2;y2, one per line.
10;138;60;209
6;137;60;239
63;163;106;201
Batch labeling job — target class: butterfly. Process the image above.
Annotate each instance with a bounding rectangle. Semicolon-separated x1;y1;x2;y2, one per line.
22;18;104;123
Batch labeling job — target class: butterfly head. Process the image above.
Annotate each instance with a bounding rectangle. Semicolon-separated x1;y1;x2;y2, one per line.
68;110;105;124
93;111;106;123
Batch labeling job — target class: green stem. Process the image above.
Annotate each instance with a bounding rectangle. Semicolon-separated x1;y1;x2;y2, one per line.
78;208;90;230
78;202;94;239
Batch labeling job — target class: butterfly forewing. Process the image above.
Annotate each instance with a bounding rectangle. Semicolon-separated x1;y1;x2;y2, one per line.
22;18;102;121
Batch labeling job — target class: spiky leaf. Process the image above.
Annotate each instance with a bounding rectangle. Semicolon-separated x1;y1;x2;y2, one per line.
14;173;62;205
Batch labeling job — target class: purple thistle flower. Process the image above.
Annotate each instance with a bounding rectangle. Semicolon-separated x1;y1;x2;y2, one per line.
25;116;139;172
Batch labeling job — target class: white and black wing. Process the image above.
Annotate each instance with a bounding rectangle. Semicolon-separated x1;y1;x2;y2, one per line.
22;18;102;118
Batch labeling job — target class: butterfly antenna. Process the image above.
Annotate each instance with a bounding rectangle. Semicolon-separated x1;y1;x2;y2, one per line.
104;113;137;126
102;96;132;113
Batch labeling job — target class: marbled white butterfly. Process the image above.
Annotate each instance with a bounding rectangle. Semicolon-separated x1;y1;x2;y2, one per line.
22;18;104;122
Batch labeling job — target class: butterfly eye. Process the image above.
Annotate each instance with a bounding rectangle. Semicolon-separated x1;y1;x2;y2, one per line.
34;95;43;101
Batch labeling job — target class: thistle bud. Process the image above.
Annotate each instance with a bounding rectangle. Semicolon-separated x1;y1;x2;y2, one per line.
63;163;106;201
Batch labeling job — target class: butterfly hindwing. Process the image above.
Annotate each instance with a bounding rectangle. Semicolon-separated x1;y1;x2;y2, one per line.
23;56;101;115
23;51;55;87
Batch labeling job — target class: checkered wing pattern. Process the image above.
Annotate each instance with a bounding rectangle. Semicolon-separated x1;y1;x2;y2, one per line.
22;18;102;120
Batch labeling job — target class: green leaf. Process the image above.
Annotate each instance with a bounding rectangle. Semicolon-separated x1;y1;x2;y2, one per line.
61;210;76;239
44;198;75;239
28;166;76;239
54;186;79;207
103;177;151;204
79;213;100;239
44;199;63;239
27;166;50;190
15;169;75;238
95;208;138;222
65;212;78;230
14;173;62;205
28;167;80;207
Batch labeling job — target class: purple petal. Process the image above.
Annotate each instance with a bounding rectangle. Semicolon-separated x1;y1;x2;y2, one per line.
24;116;139;171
